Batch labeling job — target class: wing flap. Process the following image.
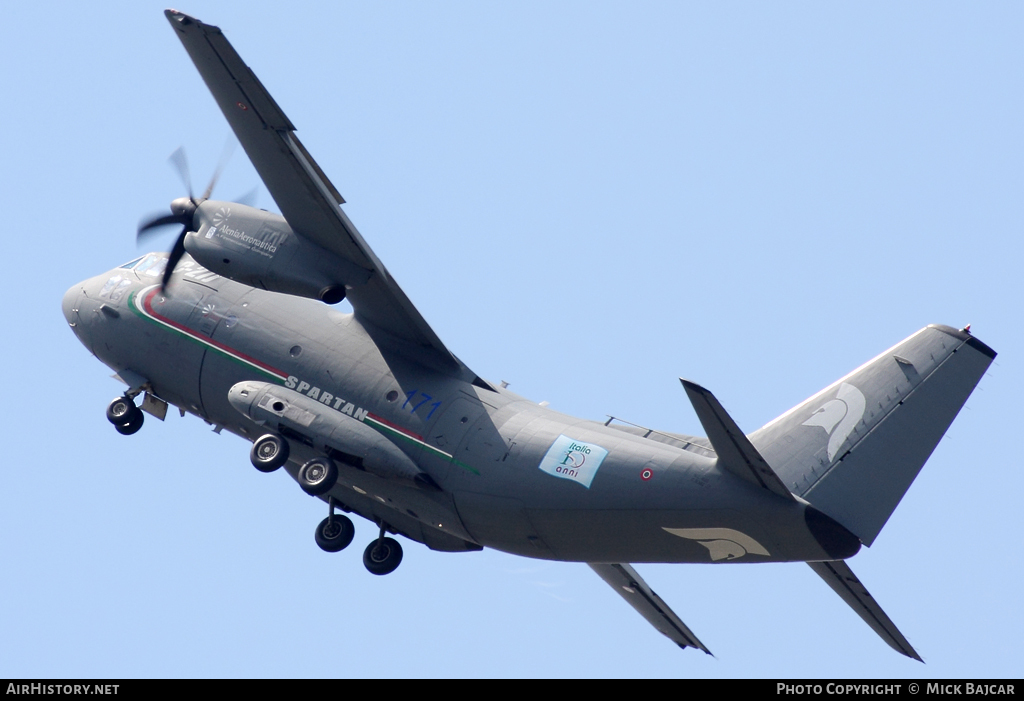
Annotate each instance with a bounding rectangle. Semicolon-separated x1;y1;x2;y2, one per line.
808;560;922;662
589;563;712;654
680;379;794;500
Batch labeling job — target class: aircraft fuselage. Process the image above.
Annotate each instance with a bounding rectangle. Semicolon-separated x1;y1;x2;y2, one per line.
62;253;850;566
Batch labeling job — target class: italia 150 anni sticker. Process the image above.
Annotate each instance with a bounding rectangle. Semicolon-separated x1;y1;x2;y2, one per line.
538;435;609;488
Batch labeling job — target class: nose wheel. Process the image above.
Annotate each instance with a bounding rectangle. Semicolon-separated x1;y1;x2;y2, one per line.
107;396;144;435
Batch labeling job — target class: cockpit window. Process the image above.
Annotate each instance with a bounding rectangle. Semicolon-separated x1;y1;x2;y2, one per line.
119;256;145;269
134;253;169;278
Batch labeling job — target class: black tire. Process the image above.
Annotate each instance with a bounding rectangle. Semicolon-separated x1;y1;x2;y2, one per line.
250;434;290;473
363;536;403;575
106;396;139;425
114;411;144;435
315;515;355;552
297;457;337;496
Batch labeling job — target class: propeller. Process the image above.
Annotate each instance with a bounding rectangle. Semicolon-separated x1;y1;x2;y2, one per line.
137;143;235;292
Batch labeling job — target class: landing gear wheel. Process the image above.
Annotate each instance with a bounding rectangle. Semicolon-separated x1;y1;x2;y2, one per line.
106;396;140;425
114;411;144;435
315;515;354;552
297;457;337;496
250;434;290;473
363;536;403;575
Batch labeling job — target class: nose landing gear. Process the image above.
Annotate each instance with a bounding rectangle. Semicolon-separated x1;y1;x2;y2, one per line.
107;396;144;435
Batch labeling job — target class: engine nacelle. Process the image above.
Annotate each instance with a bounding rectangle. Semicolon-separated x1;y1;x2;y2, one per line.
183;200;364;303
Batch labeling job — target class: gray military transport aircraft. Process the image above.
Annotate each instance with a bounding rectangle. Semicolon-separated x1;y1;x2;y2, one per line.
62;10;996;660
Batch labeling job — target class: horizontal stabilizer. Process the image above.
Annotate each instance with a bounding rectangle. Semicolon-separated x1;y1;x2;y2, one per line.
680;379;794;501
808;560;922;662
589;563;712;655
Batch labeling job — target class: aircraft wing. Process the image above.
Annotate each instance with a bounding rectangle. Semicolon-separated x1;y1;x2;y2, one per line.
589;563;712;654
165;10;477;379
808;560;923;661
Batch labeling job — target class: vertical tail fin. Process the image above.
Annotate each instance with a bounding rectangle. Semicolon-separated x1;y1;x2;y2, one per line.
749;325;995;546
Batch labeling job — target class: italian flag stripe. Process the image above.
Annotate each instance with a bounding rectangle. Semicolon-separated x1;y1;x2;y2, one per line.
128;285;480;476
128;286;288;382
365;413;480;475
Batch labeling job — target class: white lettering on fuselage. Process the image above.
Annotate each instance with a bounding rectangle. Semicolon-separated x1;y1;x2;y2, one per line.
285;375;368;422
210;223;279;256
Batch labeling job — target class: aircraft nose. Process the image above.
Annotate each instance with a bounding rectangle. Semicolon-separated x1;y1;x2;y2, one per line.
62;282;82;328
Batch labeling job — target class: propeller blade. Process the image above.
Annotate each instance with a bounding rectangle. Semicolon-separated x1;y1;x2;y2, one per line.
169;147;193;200
137;212;188;240
161;227;189;292
202;139;235;200
144;143;232;293
234;187;258;208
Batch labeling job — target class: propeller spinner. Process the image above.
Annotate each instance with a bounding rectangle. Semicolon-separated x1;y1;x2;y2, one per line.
136;145;230;292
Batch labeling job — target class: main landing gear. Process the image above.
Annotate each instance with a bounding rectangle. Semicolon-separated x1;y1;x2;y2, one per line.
106;395;144;435
298;456;338;496
247;436;405;575
250;437;340;500
315;497;355;553
315;500;403;576
249;433;290;473
363;523;403;576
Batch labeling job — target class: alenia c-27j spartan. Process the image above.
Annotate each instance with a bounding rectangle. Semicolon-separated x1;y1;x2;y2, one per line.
62;10;996;660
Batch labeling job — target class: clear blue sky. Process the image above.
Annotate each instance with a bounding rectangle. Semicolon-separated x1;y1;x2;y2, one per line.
2;1;1020;678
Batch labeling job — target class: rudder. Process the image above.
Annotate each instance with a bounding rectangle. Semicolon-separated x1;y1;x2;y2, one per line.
748;325;995;546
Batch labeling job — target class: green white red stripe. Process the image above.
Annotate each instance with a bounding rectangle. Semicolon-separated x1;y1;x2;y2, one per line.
128;285;479;475
365;413;479;475
128;286;288;383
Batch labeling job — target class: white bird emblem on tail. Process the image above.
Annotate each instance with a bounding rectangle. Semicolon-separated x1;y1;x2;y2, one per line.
802;382;866;461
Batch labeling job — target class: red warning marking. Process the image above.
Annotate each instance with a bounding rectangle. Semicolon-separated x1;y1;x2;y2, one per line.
237;102;248;111
640;468;653;481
